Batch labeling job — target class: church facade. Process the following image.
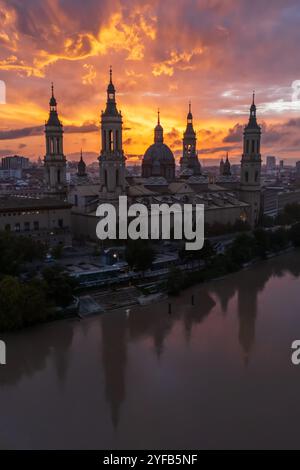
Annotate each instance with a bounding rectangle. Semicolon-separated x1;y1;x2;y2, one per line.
45;70;262;242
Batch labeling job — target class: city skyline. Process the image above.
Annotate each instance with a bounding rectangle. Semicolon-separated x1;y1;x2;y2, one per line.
1;0;300;163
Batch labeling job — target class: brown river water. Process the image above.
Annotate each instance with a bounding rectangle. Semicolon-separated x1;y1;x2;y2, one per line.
1;251;300;449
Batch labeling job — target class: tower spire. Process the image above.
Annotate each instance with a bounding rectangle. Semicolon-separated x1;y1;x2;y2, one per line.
109;65;112;83
252;90;255;106
157;108;160;125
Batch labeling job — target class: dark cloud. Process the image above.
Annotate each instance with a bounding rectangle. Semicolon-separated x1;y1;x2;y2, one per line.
223;123;243;143
199;145;238;155
0;122;98;140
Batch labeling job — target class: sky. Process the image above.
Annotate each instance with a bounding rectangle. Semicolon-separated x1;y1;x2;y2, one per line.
0;0;300;165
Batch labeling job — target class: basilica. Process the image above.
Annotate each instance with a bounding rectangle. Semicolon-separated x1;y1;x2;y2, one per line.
43;69;262;242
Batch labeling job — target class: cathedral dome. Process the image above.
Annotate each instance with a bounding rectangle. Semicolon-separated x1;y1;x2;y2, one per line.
142;111;175;181
143;142;175;163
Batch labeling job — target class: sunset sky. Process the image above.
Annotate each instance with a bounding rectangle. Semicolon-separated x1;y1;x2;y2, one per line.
1;0;300;164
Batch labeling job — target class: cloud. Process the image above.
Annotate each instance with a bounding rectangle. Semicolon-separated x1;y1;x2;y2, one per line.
1;0;300;159
223;123;243;143
0;122;98;140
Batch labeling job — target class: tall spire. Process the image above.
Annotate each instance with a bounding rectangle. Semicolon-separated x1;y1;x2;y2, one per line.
252;90;255;106
49;82;57;109
104;66;118;116
187;101;193;123
154;109;163;143
247;91;259;128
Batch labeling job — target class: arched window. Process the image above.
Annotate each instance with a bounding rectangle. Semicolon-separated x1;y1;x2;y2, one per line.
246;140;249;154
252;140;255;153
57;170;61;184
104;169;107;186
109;130;113;151
245;171;249;183
116;169;119;186
116;130;119;151
255;171;259;182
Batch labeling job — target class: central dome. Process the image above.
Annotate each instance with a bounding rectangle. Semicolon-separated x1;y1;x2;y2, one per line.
142;112;175;181
143;142;175;163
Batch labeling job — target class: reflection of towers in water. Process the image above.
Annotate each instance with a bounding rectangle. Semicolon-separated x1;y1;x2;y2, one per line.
0;321;74;387
237;264;272;366
182;292;216;342
101;313;127;429
209;282;236;316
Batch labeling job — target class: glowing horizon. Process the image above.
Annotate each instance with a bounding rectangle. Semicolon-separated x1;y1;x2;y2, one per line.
1;0;300;164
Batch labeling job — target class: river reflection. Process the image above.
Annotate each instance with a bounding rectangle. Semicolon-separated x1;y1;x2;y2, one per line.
1;252;300;449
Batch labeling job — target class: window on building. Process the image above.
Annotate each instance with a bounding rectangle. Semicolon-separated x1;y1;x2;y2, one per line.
58;219;63;228
57;169;61;184
103;131;106;151
109;130;113;151
24;222;30;232
245;171;249;183
116;169;119;186
5;224;11;232
34;221;39;231
255;171;259;182
246;140;249;154
252;140;255;153
104;170;107;186
74;194;78;206
15;223;20;232
115;130;119;151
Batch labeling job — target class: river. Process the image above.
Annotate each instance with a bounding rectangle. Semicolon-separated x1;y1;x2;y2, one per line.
1;252;300;449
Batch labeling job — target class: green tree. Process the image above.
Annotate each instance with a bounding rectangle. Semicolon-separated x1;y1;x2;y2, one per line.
125;240;155;272
289;223;300;247
0;232;46;276
42;265;78;307
229;233;255;266
166;266;184;295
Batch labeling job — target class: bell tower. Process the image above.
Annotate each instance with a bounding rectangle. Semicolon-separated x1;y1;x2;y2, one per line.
44;84;67;199
180;102;201;175
239;92;262;226
99;67;126;200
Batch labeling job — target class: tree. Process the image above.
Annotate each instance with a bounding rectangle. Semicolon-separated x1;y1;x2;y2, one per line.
51;243;63;259
42;265;78;307
253;228;270;258
0;276;24;330
125;240;155;272
166;266;184;295
289;223;300;247
229;233;255;266
0;232;46;276
0;276;49;331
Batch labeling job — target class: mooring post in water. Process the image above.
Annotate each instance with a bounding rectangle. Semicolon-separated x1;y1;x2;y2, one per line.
168;303;172;314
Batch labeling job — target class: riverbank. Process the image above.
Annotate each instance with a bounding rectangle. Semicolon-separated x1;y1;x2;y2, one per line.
78;245;296;317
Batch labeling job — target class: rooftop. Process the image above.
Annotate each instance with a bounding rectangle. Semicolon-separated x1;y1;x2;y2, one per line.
0;196;72;212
